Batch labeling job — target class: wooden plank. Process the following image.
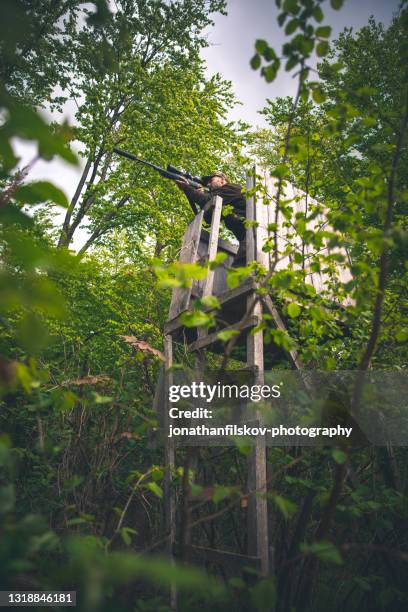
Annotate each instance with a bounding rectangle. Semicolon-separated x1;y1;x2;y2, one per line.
192;241;235;299
201;196;222;298
259;174;353;307
200;230;238;255
267;175;291;272
265;180;353;305
255;166;270;270
198;197;222;341
187;314;260;353
190;545;262;571
163;335;177;609
211;252;235;296
262;294;304;370
246;295;269;575
246;168;256;264
164;278;257;335
168;211;203;320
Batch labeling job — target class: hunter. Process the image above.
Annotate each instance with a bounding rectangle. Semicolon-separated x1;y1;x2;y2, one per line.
175;171;246;264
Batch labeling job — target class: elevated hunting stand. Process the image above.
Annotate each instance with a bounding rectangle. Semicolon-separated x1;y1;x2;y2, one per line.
155;167;351;602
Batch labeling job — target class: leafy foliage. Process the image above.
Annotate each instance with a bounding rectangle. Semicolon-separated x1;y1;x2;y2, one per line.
1;0;408;610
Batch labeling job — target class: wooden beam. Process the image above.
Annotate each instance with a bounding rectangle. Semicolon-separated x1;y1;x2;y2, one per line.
246;296;269;576
163;335;177;609
168;211;203;321
246;169;256;264
201;196;222;299
187;315;260;353
200;230;238;255
164;278;257;335
262;294;304;370
198;197;222;342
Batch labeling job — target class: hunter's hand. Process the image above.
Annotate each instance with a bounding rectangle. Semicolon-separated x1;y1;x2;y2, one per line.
175;177;189;189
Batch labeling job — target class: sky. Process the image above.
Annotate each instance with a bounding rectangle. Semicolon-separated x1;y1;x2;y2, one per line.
15;0;401;250
201;0;401;127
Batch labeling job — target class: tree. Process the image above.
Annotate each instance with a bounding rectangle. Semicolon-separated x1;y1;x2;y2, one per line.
0;0;112;108
54;0;232;249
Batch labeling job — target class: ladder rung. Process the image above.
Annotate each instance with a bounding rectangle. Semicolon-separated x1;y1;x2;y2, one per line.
187;315;260;352
164;278;257;334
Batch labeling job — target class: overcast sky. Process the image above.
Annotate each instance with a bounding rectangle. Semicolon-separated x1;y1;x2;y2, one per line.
202;0;400;127
16;0;401;249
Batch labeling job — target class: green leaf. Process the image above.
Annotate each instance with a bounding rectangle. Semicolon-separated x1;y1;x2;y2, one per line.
56;391;77;412
17;312;50;354
272;494;297;519
263;65;277;82
313;6;324;22
316;41;329;57
285;18;299;35
93;393;113;404
255;39;268;54
190;483;203;498
120;527;137;546
146;482;163;499
264;47;277;61
271;163;289;178
301;540;343;565
250;54;261;70
209;251;227;269
180;310;213;328
199;295;220;309
395;329;408;342
330;0;344;9
217;329;240;342
226;266;252;289
158;277;183;289
14;181;69;207
212;486;232;504
285;56;298;71
251;578;277;612
229;577;246;589
316;26;332;38
312;87;326;104
234;438;252;455
287;302;301;318
332;449;347;464
66;517;87;526
283;0;299;14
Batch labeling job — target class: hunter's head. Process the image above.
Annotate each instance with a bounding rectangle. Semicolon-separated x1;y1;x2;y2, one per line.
202;171;228;189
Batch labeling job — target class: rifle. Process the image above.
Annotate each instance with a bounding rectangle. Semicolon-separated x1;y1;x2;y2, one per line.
113;147;205;214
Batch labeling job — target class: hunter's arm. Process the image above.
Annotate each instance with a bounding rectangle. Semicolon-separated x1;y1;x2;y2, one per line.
177;182;211;209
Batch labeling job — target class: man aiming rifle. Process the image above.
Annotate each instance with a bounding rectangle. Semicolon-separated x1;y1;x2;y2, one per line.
113;148;247;263
175;171;247;265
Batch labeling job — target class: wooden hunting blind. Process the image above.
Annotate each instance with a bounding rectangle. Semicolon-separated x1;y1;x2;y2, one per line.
156;166;352;599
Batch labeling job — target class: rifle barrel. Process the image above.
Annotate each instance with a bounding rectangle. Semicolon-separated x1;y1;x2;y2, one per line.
112;148;203;213
113;147;162;173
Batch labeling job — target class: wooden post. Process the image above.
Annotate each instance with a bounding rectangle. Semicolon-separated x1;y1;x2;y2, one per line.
246;298;269;575
168;211;203;321
246;169;256;265
198;196;222;342
246;167;269;575
163;334;177;609
201;196;222;298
